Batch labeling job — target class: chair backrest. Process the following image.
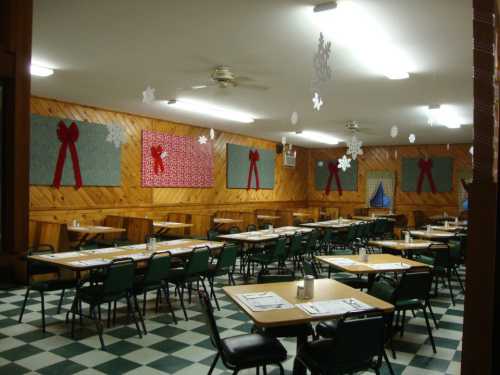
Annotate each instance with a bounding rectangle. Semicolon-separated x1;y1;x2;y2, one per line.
368;278;396;303
214;244;238;272
448;239;462;262
302;260;319;278
198;290;222;351
413;210;429;228
259;222;272;230
321;228;334;243
27;244;59;279
246;224;257;232
102;258;136;294
288;233;303;257
272;237;288;260
143;251;171;285
228;226;240;234
394;270;433;302
428;243;450;268
185;246;210;276
346;225;358;242
331;314;385;372
207;229;219;241
306;230;320;251
257;269;295;284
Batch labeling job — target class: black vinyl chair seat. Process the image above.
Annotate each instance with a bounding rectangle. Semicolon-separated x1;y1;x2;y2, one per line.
221;333;287;368
298;339;377;375
315;320;339;338
30;278;77;292
260;323;315;338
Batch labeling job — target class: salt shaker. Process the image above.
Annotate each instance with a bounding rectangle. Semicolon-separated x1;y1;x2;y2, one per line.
426;224;431;233
405;231;410;243
359;247;368;262
304;275;315;299
296;284;305;299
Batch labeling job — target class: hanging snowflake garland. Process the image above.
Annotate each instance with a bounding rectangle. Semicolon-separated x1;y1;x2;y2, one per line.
345;134;363;160
291;111;299;125
390;125;398;138
408;133;416;143
142;85;156;104
338;154;352;172
198;135;208;145
105;124;127;148
312;92;324;111
313;32;332;85
209;128;215;140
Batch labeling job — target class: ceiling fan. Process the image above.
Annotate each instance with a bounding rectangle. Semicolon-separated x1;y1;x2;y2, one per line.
185;65;268;91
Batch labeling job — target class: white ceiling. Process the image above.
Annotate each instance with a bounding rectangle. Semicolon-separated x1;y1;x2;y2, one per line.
31;0;473;147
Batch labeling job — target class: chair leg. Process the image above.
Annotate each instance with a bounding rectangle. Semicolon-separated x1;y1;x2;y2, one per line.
178;285;188;321
400;310;406;337
453;266;465;294
162;285;177;324
208;278;220;311
133;293;147;334
71;297;77;339
208;352;220;375
91;305;105;350
383;350;395;375
126;294;142;339
422;306;437;353
112;300;117;326
232;370;239;375
426;299;439;329
143;290;148;316
18;287;31;323
447;272;456;306
40;291;46;333
57;288;66;314
277;363;285;375
107;302;112;328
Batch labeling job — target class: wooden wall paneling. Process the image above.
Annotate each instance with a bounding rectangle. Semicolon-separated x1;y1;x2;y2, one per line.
307;144;472;226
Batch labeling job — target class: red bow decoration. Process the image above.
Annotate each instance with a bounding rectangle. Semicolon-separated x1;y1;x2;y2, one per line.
151;145;165;175
325;161;342;196
417;158;437;194
52;121;82;189
247;149;260;190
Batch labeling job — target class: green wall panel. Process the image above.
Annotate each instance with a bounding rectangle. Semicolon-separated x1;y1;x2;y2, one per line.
227;144;275;189
401;157;453;192
315;160;358;191
30;114;121;187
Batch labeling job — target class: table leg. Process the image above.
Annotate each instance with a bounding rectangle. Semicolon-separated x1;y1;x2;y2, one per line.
292;333;308;375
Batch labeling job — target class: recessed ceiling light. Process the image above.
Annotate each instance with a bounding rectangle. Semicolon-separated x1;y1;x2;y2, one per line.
30;64;54;77
296;130;341;145
313;1;337;13
166;99;255;123
427;105;462;129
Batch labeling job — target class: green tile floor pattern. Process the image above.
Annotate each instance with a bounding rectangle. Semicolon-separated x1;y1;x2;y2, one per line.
0;266;465;374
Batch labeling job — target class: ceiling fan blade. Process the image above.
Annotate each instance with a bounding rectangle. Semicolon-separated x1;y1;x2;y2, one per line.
237;82;269;91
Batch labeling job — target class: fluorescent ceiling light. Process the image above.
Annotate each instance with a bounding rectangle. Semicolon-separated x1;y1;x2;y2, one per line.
313;1;337;13
312;1;411;80
427;105;462;129
166;99;254;123
296;130;341;145
30;64;54;77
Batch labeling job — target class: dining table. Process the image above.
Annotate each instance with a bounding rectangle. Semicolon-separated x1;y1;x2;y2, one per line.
224;278;394;375
67;225;126;248
153;221;193;236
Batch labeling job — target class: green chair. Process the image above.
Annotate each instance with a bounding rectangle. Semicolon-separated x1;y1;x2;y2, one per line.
73;258;143;349
229;226;241;234
19;245;77;333
248;237;287;277
246;224;257;232
320;228;334;254
133;251;177;325
298;313;386;375
287;233;305;271
207;229;219;241
392;270;438;353
206;244;238;310
169;246;210;320
304;230;320;258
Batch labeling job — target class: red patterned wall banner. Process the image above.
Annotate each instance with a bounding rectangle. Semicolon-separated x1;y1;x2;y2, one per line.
141;130;214;187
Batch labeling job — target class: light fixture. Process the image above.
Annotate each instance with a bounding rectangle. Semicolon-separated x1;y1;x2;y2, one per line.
312;1;411;80
313;1;337;13
30;64;54;77
296;130;341;145
427;105;462;129
166;99;255;123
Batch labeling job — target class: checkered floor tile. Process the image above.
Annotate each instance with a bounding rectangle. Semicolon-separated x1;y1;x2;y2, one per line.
0;263;464;374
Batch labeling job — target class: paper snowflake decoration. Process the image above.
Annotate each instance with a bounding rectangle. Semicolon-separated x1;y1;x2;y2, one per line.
338;154;352;172
390;125;398;138
317;161;324;167
198;135;208;144
409;133;416;143
290;111;299;125
469;146;474;155
346;135;363;160
105;124;126;148
313;32;332;84
142;85;156;104
312;92;324;111
160;151;168;160
209;128;215;140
